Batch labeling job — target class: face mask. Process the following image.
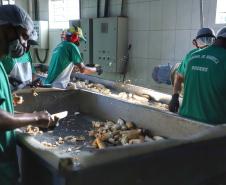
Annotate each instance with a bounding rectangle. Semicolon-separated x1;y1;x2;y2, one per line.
7;39;26;58
26;45;30;53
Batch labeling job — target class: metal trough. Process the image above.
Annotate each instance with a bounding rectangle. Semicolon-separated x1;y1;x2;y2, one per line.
14;88;226;185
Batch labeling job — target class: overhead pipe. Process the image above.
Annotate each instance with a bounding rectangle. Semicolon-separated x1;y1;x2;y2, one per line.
97;0;100;18
200;0;204;28
34;0;39;21
104;0;109;17
120;0;125;17
79;0;81;18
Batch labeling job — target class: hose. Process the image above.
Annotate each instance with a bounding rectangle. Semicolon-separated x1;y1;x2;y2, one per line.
35;49;48;64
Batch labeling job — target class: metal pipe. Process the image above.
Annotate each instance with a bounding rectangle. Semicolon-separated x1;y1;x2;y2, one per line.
34;0;39;21
121;0;125;17
200;0;204;28
97;0;100;18
79;0;81;18
104;0;109;17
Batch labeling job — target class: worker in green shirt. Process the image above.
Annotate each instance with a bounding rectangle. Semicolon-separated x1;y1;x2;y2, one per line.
1;29;39;93
170;27;226;124
0;5;53;185
45;26;103;89
169;27;216;112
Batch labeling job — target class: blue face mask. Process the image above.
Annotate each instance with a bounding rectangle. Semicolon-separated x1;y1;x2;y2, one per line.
7;39;26;58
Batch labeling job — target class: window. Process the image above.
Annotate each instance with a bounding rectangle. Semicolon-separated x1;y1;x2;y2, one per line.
216;0;226;24
49;0;80;29
2;0;15;5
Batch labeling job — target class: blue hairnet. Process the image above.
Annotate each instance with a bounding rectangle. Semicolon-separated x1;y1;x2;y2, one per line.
0;5;33;33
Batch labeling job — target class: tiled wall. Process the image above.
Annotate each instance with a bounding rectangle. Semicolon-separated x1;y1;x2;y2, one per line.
16;0;225;94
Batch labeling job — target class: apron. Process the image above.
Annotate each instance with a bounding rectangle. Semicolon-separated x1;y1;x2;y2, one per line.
9;59;32;91
51;62;74;89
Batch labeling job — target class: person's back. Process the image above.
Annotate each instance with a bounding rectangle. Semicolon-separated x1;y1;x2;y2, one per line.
179;45;226;124
45;27;103;89
45;40;83;87
168;27;216;113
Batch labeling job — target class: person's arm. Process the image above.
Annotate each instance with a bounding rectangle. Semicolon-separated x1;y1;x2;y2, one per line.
0;109;52;131
169;73;185;113
71;66;80;73
75;62;97;74
173;73;185;94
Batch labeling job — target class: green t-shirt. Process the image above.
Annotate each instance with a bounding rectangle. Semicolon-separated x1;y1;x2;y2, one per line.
45;41;83;84
1;51;35;74
0;63;19;184
177;48;199;76
179;45;226;124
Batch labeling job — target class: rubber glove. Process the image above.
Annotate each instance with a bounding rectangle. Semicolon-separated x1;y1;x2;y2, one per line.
169;94;179;113
96;66;103;75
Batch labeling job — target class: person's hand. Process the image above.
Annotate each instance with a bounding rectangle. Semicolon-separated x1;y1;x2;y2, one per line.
169;94;179;113
48;116;60;129
9;77;22;88
35;110;52;128
72;66;80;73
30;78;43;87
96;65;103;75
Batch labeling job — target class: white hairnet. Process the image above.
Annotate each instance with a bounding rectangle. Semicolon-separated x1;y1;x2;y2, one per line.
196;37;215;47
216;27;226;38
0;5;33;33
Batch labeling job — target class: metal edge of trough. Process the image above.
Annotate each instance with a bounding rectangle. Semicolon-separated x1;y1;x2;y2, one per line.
34;63;182;105
78;88;213;138
70;72;182;105
16;129;74;171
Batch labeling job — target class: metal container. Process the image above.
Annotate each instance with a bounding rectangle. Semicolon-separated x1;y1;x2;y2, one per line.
14;88;226;185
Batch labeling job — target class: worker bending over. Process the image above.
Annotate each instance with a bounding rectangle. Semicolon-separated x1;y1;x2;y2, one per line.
45;26;103;89
0;5;53;185
170;27;226;124
169;27;216;112
1;29;39;93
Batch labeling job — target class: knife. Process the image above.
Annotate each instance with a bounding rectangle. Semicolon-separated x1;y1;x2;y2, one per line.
50;111;68;127
51;111;68;120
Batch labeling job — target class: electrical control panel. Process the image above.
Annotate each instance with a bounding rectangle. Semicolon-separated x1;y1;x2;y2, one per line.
31;21;49;49
69;19;93;65
93;17;128;73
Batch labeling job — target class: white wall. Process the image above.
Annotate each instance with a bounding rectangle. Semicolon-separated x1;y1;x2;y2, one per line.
16;0;226;94
80;0;226;93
